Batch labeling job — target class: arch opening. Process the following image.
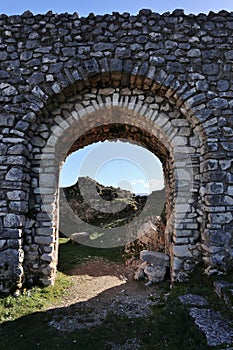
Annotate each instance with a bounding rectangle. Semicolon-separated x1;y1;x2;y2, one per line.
23;88;202;288
59;138;166;267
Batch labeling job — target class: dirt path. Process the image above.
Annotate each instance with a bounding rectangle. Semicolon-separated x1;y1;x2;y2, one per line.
48;258;167;332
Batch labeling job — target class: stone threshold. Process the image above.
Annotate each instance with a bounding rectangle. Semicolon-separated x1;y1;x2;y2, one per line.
179;294;233;348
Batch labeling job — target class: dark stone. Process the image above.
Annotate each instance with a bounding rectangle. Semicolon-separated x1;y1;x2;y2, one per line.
123;60;133;74
8;144;29;156
202;63;219;75
83;58;99;74
196;80;209;92
0;144;7;155
136;35;148;44
115;47;131;59
0;114;14;127
110;58;122;72
20;52;33;61
145;42;161;50
25;40;39;49
150;56;165;66
15;121;30;132
62;47;76;56
167;62;184;73
139;9;152;16
208;98;228;109
0;52;8;61
130;44;143;51
0;70;10;79
8;15;22;24
222;142;233;151
93;43;115;51
25;59;41;67
206;182;224;194
6;167;25;181
205;229;231;246
225;50;233;60
27;72;44;85
49;63;64;74
202;50;218;59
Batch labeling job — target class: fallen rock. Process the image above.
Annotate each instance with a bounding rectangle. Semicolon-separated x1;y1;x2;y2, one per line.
134;262;147;280
140;250;170;267
134;251;170;285
144;265;167;284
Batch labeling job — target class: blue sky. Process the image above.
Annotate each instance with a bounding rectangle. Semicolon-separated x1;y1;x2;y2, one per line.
61;141;164;194
2;1;232;193
0;0;233;16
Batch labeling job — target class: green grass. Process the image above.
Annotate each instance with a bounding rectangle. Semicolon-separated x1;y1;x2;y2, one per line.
0;273;71;324
58;237;124;274
0;239;232;350
0;291;209;350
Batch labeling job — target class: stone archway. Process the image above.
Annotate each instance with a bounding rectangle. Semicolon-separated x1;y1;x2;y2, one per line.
1;10;233;294
23;86;202;287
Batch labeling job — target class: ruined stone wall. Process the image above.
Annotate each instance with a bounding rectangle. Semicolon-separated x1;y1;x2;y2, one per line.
0;9;233;293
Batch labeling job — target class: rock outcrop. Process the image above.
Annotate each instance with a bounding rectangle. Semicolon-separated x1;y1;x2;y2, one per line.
60;177;165;243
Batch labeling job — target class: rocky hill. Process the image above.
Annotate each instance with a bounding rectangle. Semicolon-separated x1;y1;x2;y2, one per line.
59;177;165;247
60;177;164;226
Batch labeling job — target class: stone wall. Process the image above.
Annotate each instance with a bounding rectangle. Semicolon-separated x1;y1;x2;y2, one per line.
0;9;233;293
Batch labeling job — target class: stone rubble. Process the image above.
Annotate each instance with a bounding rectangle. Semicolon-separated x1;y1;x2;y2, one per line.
134;250;170;285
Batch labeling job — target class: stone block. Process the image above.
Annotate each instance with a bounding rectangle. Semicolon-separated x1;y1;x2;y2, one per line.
27;72;44;85
206;182;224;194
202;229;231;246
37;227;53;236
203;63;219;75
187;49;201;57
144;265;167;283
209;213;232;224
140;250;169;267
1;228;21;239
173;245;192;258
34;236;54;245
4;214;24;228
39;173;57;188
41;253;52;262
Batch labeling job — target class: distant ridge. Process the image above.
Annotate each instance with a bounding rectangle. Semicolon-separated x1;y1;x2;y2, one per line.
59;176;165;236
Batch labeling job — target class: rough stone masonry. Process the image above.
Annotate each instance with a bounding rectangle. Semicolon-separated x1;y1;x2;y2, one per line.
0;8;233;293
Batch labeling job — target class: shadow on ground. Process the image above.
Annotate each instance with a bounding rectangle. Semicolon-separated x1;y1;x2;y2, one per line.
0;276;209;350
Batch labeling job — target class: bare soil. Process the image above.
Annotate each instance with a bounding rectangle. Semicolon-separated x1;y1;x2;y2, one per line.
48;258;167;332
